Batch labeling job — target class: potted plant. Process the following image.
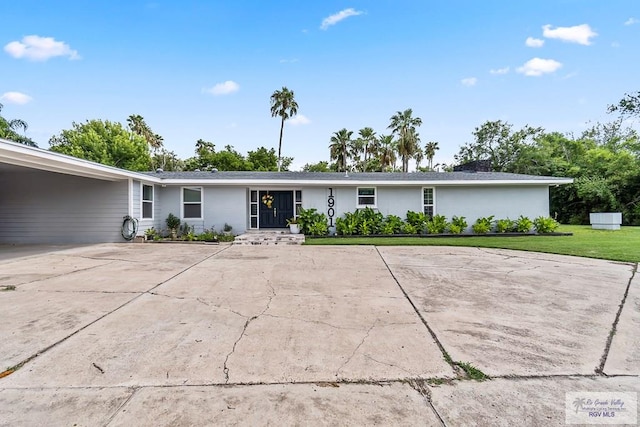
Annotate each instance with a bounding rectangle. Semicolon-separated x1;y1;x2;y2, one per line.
144;227;157;241
166;213;181;240
287;217;300;234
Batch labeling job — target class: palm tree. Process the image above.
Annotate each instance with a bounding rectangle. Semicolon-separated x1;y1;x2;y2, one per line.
414;148;424;170
378;134;396;172
329;128;353;172
388;108;422;172
128;115;162;148
425;141;440;170
270;87;298;171
358;127;377;172
349;137;364;171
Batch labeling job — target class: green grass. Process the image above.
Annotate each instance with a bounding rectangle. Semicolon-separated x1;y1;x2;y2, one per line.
305;225;640;263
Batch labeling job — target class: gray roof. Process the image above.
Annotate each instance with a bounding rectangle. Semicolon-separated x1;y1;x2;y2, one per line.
142;170;568;182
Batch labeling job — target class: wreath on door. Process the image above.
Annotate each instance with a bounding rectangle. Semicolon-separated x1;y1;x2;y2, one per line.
261;194;274;208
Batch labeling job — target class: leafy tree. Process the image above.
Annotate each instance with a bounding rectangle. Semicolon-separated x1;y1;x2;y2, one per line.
329;128;353;172
388;108;422;172
302;161;332;172
127;114;163;150
246;146;291;171
455;120;542;172
0;103;36;146
49;119;151;171
608;91;640;118
270;87;298;171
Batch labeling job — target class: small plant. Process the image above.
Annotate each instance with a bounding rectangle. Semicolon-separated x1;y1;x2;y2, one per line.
166;213;180;238
401;222;418;234
515;215;533;233
455;361;489;381
448;216;467;234
297;208;329;236
198;229;217;242
382;215;404;235
495;218;515;233
472;215;494;234
406;211;430;234
223;223;233;233
286;217;298;225
1;285;16;291
426;214;447;234
144;227;157;240
533;216;559;233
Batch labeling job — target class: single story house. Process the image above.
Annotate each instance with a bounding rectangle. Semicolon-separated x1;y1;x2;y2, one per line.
0;138;573;244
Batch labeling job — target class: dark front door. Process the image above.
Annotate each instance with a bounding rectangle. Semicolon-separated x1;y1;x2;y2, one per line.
259;191;294;228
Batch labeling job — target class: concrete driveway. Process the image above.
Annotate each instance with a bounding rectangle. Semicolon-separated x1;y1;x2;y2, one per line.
0;243;638;426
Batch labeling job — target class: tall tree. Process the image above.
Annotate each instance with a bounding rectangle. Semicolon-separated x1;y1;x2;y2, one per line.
49;120;151;171
388;108;422;172
608;91;640;118
0;103;36;146
358;127;377;172
424;141;440;170
127;114;163;149
270;87;298;171
378;134;396;172
329;128;353;172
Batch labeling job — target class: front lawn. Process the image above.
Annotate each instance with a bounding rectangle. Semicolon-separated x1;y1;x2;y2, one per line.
305;225;640;263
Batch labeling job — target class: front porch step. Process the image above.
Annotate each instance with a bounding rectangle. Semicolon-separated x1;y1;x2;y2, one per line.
233;232;305;245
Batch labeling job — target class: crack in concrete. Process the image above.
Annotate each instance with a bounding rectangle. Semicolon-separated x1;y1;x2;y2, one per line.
103;386;139;427
363;354;415;377
222;282;275;384
0;246;232;380
596;262;637;375
375;247;459;378
336;321;377;376
6;260;117;288
407;379;447;427
261;314;362;331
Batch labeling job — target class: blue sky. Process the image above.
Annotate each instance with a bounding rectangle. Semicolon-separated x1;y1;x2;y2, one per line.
1;1;639;170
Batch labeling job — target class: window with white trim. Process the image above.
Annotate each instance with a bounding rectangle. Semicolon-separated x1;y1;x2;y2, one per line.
142;184;153;219
183;187;202;219
357;187;376;208
423;187;434;218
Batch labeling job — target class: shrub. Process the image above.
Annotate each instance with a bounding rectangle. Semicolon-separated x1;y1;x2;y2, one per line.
297;208;329;236
406;211;430;234
495;218;515;233
355;207;384;235
533;216;559;233
472;215;494;234
381;215;404;235
515;215;533;233
401;222;418;234
448;216;467;234
198;229;216;242
166;213;180;231
336;216;357;235
426;214;448;234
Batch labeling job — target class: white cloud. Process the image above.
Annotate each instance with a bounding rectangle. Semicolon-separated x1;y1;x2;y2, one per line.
4;35;79;61
490;67;510;75
203;80;240;96
289;114;310;125
0;91;33;105
624;17;638;26
461;77;477;87
279;58;299;63
320;8;363;30
611;41;620;48
517;58;562;76
525;37;545;48
542;24;597;45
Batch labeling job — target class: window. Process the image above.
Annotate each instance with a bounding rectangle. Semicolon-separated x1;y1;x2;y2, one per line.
142;184;153;219
183;187;202;219
249;190;258;229
423;187;435;218
357;187;376;207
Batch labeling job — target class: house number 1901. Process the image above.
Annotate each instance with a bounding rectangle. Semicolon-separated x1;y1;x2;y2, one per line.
327;188;335;226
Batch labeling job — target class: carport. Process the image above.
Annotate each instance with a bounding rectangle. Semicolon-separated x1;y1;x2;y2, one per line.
0;138;155;244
